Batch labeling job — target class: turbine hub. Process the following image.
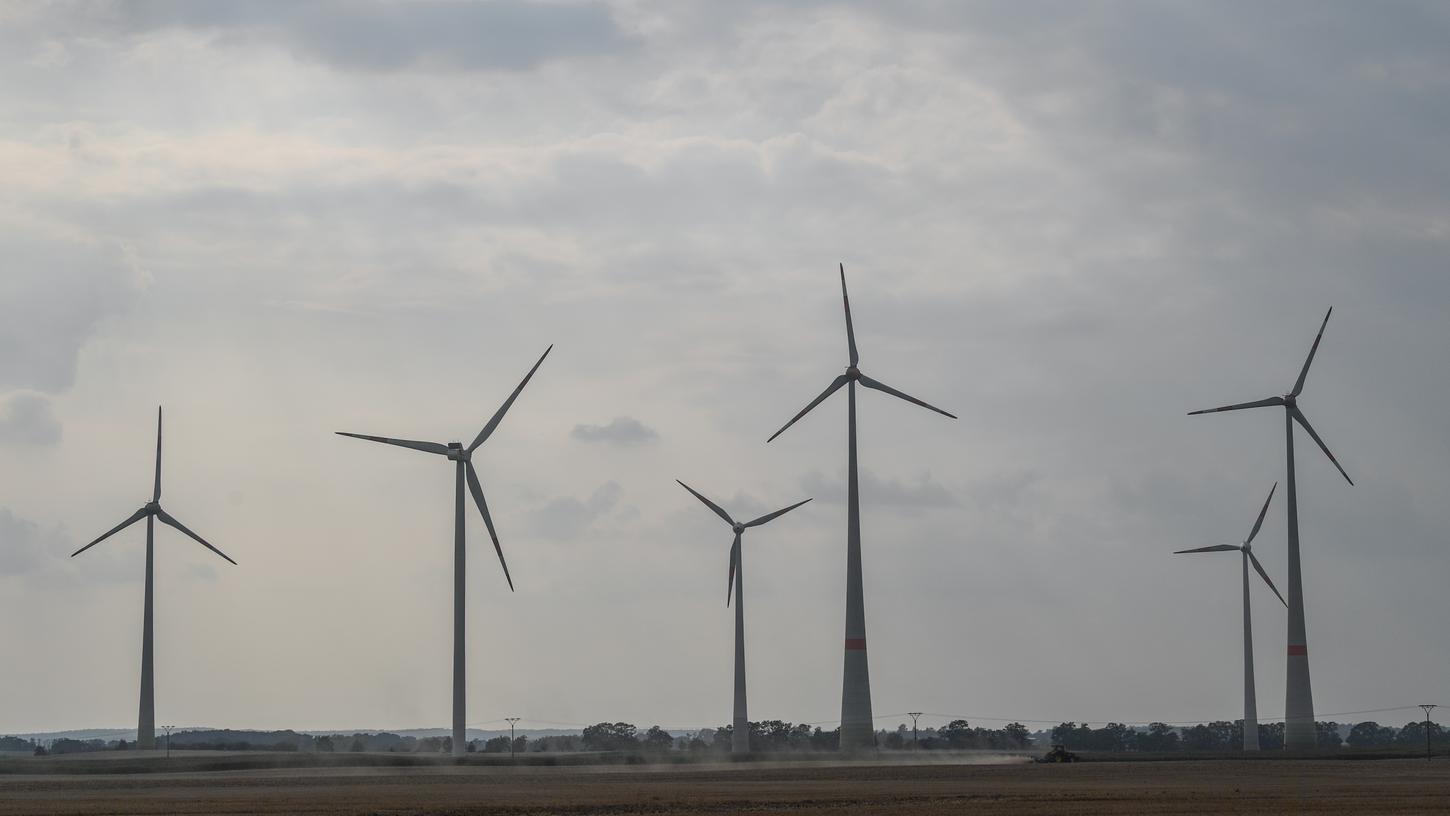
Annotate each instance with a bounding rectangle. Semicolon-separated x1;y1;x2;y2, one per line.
732;523;745;534
144;501;159;512
1283;393;1296;405
446;442;466;461
846;366;861;380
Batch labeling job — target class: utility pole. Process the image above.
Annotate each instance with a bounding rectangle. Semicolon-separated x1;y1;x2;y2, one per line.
908;713;923;750
161;725;174;759
505;718;521;759
1418;705;1438;761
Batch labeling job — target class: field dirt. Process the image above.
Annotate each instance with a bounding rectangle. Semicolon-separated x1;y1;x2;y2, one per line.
1;753;1447;814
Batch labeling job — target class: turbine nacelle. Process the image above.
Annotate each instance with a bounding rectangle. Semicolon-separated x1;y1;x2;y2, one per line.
846;366;862;380
446;442;467;461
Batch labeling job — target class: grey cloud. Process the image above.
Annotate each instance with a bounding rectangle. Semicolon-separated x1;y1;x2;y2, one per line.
799;469;957;508
102;0;633;72
527;481;622;541
0;508;60;576
571;416;657;446
0;392;62;447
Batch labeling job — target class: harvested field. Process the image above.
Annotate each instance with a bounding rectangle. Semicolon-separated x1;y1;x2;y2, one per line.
0;753;1446;814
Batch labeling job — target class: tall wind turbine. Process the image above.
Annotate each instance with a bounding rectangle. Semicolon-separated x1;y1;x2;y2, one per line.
767;264;956;751
72;407;236;750
676;480;810;754
338;345;550;757
1189;309;1352;750
1175;483;1287;751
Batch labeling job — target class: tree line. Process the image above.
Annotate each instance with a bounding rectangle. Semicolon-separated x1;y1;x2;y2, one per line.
7;718;1446;755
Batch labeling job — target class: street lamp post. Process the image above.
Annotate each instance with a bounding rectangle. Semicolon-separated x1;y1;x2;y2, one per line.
908;713;922;751
161;725;174;759
505;718;521;759
1418;705;1438;761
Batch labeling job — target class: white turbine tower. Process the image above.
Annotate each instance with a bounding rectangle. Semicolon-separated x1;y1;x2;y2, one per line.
677;480;811;754
1189;309;1353;751
72;407;236;750
338;345;550;757
1175;483;1287;751
767;264;956;751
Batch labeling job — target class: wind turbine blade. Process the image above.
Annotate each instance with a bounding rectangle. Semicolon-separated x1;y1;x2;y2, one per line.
676;480;733;526
71;508;148;557
840;263;859;367
156;509;236;565
766;375;849;443
1248;551;1287;607
1291;308;1332;397
1187;396;1285;415
335;432;450;456
1245;482;1278;545
466;463;513;591
1173;544;1240;554
153;406;163;502
744;498;812;528
1291;407;1353;485
469;345;552;453
727;533;740;607
858;374;957;419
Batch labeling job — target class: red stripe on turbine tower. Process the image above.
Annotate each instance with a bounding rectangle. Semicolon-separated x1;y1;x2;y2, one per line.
845;638;867;650
1287;644;1308;656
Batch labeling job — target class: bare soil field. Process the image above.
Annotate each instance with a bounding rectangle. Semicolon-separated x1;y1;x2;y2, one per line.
1;753;1446;815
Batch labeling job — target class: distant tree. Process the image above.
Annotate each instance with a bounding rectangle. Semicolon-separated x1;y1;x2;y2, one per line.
115;739;129;751
809;727;839;751
883;730;904;750
349;738;365;753
1315;722;1343;749
581;722;640;752
1348;722;1396;749
484;736;512;753
1003;723;1032;749
512;735;528;754
942;720;974;749
642;726;674;752
315;736;335;752
1137;723;1180;752
1257;722;1284;751
33;744;47;756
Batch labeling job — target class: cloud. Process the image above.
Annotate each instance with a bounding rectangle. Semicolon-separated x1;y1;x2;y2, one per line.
527;482;623;541
799;469;957;509
570;416;658;446
0;234;140;394
0;392;62;447
50;0;634;73
0;508;61;576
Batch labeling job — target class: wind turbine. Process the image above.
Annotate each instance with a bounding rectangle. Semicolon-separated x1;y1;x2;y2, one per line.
338;345;550;758
1175;483;1287;751
676;480;811;754
1188;309;1352;750
767;264;956;751
72;407;236;751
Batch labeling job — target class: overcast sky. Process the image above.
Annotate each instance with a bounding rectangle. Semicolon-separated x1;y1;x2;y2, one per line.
2;1;1448;736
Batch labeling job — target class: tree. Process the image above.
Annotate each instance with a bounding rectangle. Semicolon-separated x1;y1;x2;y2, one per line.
315;736;335;752
349;738;365;753
1348;722;1396;749
484;736;512;753
581;722;640;752
1003;723;1032;749
1137;723;1180;752
1314;722;1342;749
642;726;674;752
513;735;529;754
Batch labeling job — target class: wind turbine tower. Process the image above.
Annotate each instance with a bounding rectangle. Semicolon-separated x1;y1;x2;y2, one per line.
677;480;810;753
1175;483;1287;751
768;265;956;751
1189;310;1353;750
338;346;550;757
72;408;237;750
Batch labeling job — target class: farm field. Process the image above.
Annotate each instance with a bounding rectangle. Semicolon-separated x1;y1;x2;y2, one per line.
0;753;1447;815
